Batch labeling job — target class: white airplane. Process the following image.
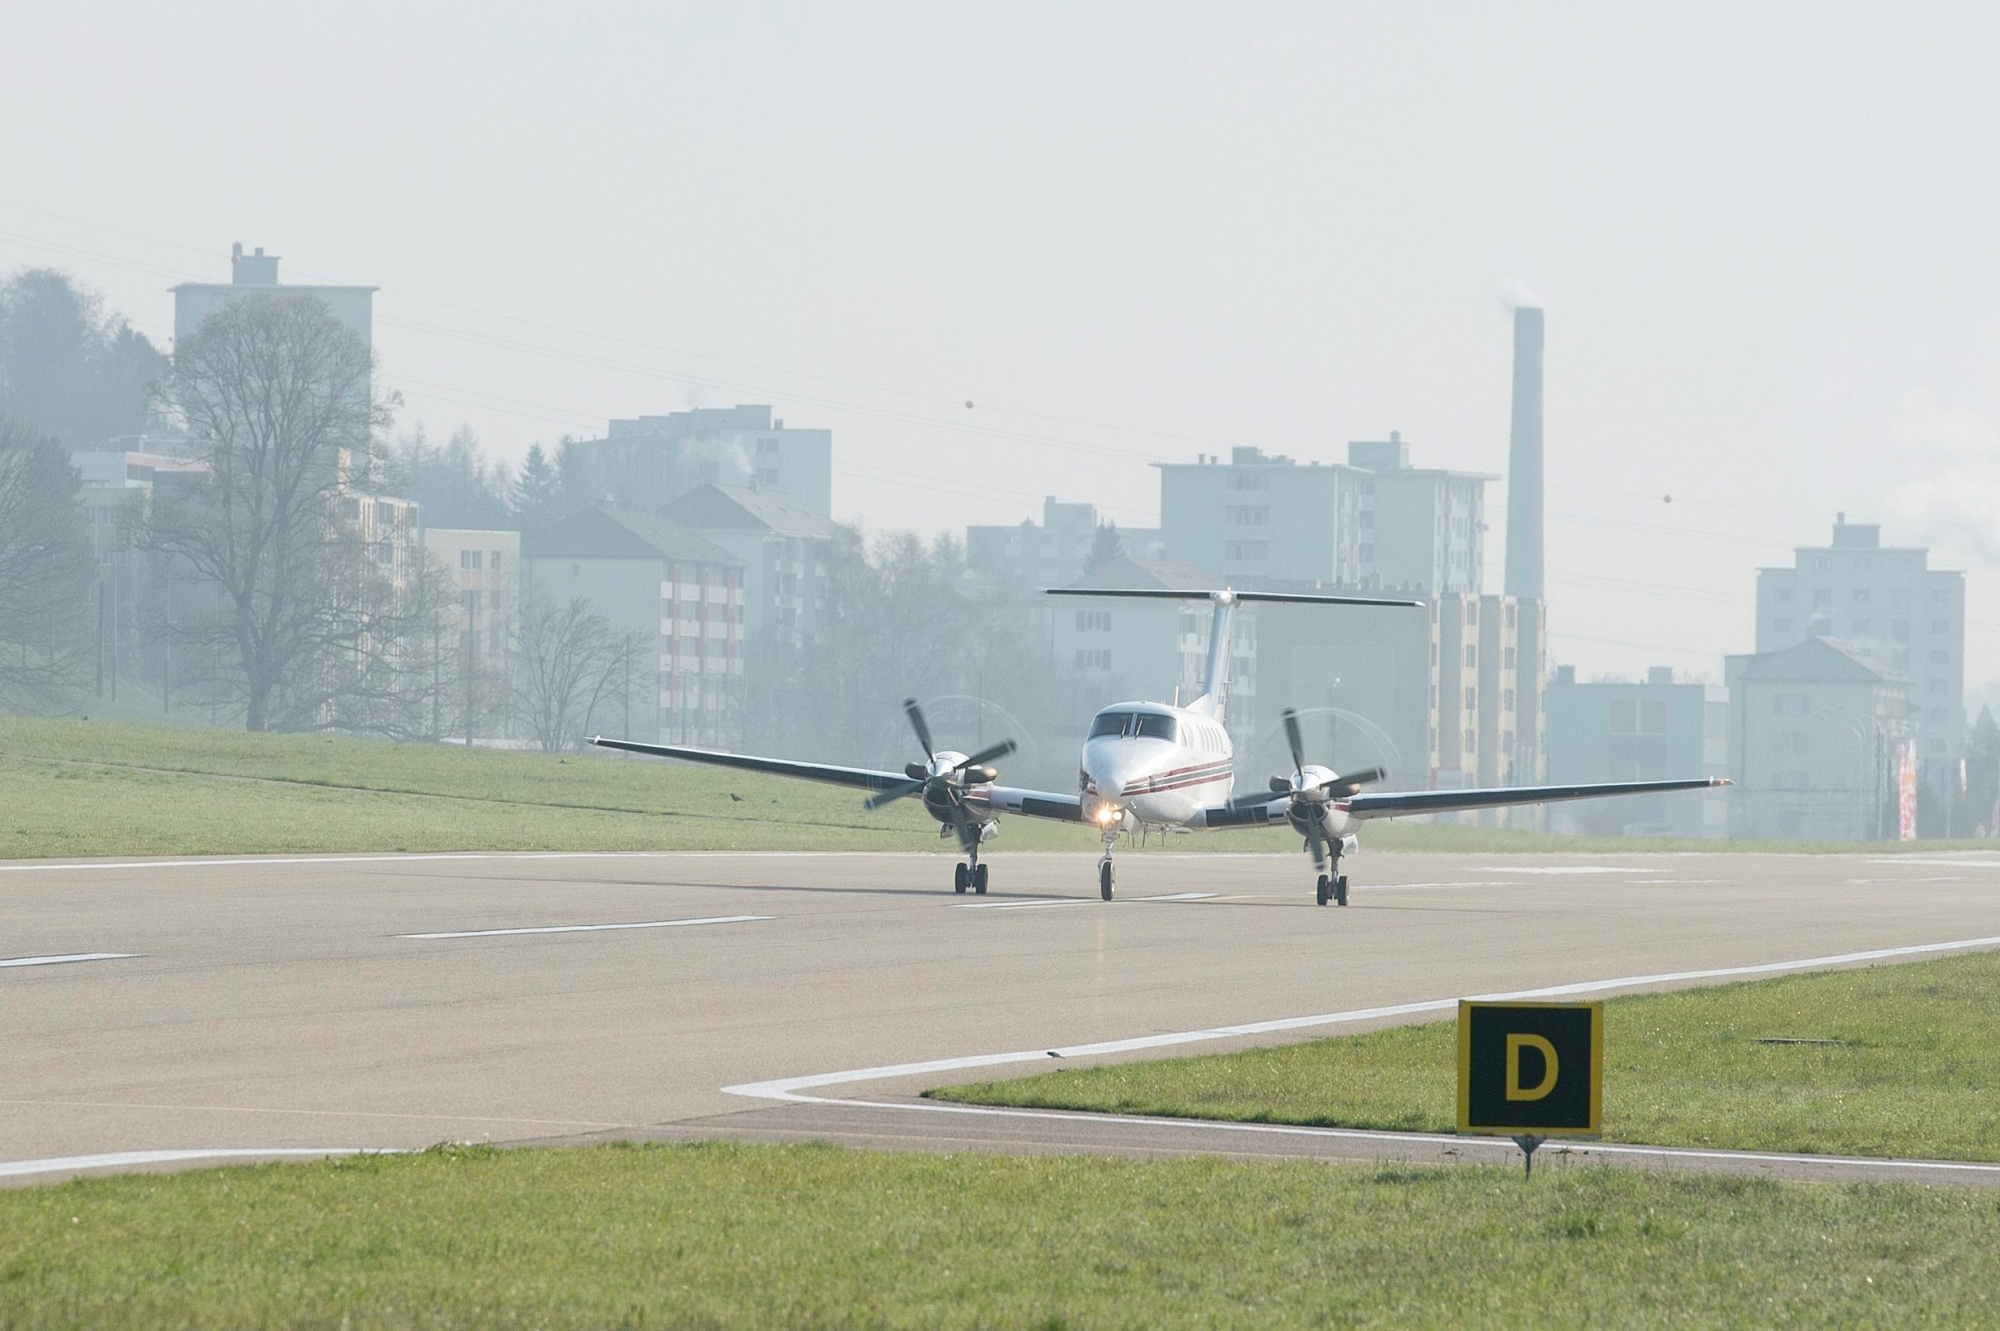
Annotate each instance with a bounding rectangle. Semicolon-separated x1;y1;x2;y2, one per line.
592;588;1725;905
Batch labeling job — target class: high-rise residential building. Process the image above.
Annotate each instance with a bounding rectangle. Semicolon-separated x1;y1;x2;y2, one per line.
423;529;521;659
1156;447;1368;586
521;506;746;746
1755;514;1964;766
561;405;832;520
658;483;836;652
965;497;1163;599
1348;434;1491;596
171;243;375;360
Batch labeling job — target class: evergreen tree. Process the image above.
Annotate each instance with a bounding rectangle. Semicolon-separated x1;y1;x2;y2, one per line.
1085;520;1124;572
512;442;562;530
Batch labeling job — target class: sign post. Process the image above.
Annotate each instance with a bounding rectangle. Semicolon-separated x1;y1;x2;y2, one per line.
1457;1000;1604;1176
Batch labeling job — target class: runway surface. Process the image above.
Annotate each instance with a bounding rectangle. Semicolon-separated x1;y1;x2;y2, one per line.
6;847;2000;1184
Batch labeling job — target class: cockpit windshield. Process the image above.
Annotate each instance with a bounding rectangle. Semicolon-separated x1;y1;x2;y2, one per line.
1088;711;1177;741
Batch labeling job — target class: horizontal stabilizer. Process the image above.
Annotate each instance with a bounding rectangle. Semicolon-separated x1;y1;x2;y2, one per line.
1047;588;1423;608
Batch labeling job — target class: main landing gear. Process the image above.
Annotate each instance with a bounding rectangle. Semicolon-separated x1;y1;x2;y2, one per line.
953;858;989;895
1315;849;1349;907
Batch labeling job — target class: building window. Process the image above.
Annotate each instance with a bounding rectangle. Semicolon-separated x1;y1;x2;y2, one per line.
1074;610;1111;632
1464;686;1477;709
1640;701;1667;733
1226;506;1269;526
459;550;471;569
471;550;483;570
1503;688;1515;711
1775;587;1793;603
491;551;502;571
1609;701;1636;733
1771;693;1809;717
1074;649;1111;670
1464;728;1477;751
1852;588;1870;602
1226;541;1268;561
1812;556;1831;570
1812;589;1832;606
1772;731;1808;756
1464;645;1477;667
1228;472;1267;490
1503;647;1517;669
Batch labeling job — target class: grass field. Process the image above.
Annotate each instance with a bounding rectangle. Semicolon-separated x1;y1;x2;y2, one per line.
3;1141;1998;1329
5;714;1994;859
935;949;2000;1162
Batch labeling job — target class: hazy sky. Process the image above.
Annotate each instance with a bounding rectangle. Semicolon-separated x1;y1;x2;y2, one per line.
7;2;2000;688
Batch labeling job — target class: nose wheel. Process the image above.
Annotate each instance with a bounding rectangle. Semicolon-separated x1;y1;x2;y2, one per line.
954;860;991;894
1098;857;1115;901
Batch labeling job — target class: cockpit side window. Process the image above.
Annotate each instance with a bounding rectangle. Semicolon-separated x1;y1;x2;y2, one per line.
1090;711;1134;738
1133;714;1177;741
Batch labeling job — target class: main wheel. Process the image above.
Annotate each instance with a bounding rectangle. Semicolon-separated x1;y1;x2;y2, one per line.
973;863;989;894
1316;874;1330;907
954;862;969;894
1099;859;1115;901
1335;874;1349;907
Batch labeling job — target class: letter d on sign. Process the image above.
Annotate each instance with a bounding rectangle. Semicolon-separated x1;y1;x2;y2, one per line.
1504;1033;1559;1101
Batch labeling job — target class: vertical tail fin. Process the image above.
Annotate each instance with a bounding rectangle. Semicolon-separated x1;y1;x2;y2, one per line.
1193;591;1237;720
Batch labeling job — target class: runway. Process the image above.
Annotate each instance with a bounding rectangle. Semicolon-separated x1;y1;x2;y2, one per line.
6;847;2000;1184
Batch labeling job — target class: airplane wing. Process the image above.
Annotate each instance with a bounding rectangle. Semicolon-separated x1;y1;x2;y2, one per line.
1345;777;1728;820
588;736;912;794
969;785;1087;824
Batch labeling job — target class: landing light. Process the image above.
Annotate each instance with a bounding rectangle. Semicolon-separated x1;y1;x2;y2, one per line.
1096;806;1118;826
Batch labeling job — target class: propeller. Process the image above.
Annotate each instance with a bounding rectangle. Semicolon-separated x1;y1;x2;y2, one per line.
862;699;1018;855
1230;708;1385;871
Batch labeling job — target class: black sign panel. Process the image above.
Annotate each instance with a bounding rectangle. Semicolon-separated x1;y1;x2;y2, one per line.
1457;1001;1603;1137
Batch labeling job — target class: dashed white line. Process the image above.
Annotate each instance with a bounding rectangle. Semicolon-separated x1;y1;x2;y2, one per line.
398;914;769;940
1480;866;1644;875
952;898;1092;911
0;953;139;970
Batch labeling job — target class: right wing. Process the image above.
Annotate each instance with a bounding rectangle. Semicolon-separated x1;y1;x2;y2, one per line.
589;736;912;794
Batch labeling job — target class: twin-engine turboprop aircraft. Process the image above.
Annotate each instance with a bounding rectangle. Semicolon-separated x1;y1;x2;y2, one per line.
592;588;1725;905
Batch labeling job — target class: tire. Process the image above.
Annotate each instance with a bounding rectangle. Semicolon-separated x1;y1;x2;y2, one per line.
1316;874;1330;907
954;863;969;894
973;863;989;894
1099;860;1114;901
1335;875;1349;907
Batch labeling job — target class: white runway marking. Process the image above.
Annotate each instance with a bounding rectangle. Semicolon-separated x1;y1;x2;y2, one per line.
1480;866;1644;875
0;953;138;970
726;931;2000;1103
952;898;1092;911
1631;879;1726;885
1847;877;1967;885
1145;892;1221;901
1869;858;2000;869
398;914;769;940
0;1148;388;1179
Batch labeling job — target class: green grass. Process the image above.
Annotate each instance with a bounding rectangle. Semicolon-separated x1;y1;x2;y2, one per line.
3;714;1990;859
935;950;2000;1162
3;1141;1998;1329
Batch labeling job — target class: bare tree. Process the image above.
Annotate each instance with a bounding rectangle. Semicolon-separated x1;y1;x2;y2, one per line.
146;295;395;731
513;596;623;752
0;415;93;703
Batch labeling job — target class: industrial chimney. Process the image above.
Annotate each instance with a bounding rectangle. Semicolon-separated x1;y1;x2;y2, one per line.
1504;306;1544;600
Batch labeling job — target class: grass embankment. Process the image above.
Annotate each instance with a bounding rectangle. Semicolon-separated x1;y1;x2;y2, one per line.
3;1142;1997;1329
4;714;1994;859
936;950;2000;1162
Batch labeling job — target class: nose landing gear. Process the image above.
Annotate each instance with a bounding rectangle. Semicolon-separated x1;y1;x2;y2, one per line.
1098;823;1118;901
1315;849;1349;907
954;850;990;895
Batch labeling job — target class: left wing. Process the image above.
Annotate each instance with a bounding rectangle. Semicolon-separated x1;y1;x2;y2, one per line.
589;736;912;794
968;785;1087;824
1345;777;1727;820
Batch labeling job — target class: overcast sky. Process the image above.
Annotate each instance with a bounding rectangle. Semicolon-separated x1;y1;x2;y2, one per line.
6;2;1999;689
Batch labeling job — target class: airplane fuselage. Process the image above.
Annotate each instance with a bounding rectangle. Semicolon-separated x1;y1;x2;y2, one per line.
1077;701;1240;831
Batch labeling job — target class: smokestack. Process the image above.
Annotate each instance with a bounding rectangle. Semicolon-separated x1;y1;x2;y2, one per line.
1504;306;1544;600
